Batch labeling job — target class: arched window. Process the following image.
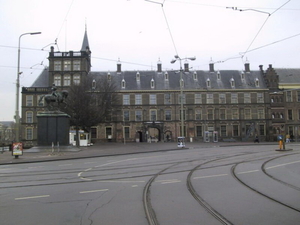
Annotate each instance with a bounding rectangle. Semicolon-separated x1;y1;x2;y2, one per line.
206;78;211;88
217;71;221;80
193;71;197;80
121;79;126;89
255;78;259;87
136;72;140;82
73;74;80;85
63;74;71;86
230;78;235;88
151;78;155;89
165;72;169;81
54;74;61;86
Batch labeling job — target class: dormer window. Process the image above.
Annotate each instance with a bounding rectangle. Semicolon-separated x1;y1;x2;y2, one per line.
164;72;169;81
230;78;235;88
136;72;140;82
206;78;211;88
193;71;197;80
241;72;245;80
255;78;259;87
180;78;184;88
121;79;126;89
151;78;155;89
107;73;111;81
217;71;221;80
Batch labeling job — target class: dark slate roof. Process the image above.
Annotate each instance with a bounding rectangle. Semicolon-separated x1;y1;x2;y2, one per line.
275;68;300;84
91;69;267;91
31;68;49;87
81;29;90;52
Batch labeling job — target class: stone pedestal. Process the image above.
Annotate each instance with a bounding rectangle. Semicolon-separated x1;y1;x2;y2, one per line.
37;111;70;146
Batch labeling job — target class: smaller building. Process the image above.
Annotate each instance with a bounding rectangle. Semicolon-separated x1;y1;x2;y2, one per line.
69;130;90;146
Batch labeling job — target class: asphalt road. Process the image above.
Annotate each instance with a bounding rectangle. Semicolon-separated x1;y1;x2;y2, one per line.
1;145;300;225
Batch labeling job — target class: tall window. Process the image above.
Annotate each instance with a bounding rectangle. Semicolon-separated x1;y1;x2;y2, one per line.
135;110;142;121
244;93;251;103
258;108;265;119
123;110;130;121
64;75;71;86
232;108;239;119
150;109;157;121
26;128;33;140
231;93;238;104
195;109;202;120
206;93;213;104
297;91;300;102
64;60;71;71
54;61;61;71
151;79;155;89
220;109;226;120
37;95;44;106
220;125;227;136
26;95;33;106
54;75;61;86
196;126;202;137
195;94;202;104
136;72;140;82
105;127;112;139
121;79;126;89
207;109;214;120
135;94;142;105
165;110;171;121
180;110;186;120
123;94;130;105
257;93;264;103
245;108;251;119
164;93;171;104
73;60;81;71
219;94;226;104
286;91;292;102
233;125;239;136
179;94;186;104
150;94;157;105
73;75;80;85
288;109;293;120
26;111;33;123
259;125;265;135
124;127;130;138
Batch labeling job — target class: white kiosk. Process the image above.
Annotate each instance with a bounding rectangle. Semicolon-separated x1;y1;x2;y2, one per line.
177;137;185;148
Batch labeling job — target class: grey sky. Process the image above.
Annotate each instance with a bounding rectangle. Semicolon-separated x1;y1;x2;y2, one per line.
1;0;299;120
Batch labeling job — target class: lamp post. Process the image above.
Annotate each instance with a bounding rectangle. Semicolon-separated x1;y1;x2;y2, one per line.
171;55;196;138
15;32;41;142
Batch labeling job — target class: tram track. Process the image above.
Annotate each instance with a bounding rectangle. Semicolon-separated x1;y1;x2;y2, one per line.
231;160;300;213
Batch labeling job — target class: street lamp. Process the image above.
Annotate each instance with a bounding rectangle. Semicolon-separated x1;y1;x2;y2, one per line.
171;55;196;138
15;32;41;142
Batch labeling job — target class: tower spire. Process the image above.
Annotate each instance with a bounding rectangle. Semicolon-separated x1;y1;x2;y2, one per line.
81;24;90;52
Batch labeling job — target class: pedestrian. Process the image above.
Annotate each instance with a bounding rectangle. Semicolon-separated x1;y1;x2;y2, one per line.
254;135;259;143
286;134;290;143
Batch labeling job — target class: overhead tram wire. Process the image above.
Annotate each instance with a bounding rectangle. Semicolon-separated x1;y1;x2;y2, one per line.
145;0;179;56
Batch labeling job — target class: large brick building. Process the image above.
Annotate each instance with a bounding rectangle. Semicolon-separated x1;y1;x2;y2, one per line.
21;30;300;146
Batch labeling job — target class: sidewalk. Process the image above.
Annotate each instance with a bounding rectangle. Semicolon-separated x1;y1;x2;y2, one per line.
0;141;289;165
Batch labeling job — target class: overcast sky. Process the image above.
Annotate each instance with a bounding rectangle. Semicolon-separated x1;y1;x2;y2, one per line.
1;0;300;121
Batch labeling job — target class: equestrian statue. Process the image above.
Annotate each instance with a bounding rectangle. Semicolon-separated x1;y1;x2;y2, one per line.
39;84;68;110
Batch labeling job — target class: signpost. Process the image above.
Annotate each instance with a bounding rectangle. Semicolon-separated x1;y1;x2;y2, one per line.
12;142;23;158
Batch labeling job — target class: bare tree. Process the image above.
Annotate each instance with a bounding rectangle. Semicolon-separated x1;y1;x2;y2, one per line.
62;75;118;146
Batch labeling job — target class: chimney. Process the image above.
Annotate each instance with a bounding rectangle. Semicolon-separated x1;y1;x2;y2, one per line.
209;58;214;72
259;65;263;71
117;58;121;73
245;62;250;72
184;60;189;72
157;59;162;73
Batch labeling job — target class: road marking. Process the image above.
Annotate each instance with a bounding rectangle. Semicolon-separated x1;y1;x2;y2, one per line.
266;160;300;169
28;166;44;169
78;158;138;181
193;174;228;179
58;164;72;167
98;180;145;183
132;185;138;187
80;189;108;194
84;162;97;164
161;180;181;184
238;170;259;174
15;195;50;200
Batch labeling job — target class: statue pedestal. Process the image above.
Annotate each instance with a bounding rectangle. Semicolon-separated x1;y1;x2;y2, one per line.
37;111;70;146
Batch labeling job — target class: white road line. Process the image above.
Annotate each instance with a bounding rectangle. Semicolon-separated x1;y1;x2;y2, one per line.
84;162;97;164
161;180;181;184
80;189;108;194
28;166;44;169
238;170;259;174
98;180;145;183
266;160;300;169
58;164;72;167
15;195;50;200
193;174;228;179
